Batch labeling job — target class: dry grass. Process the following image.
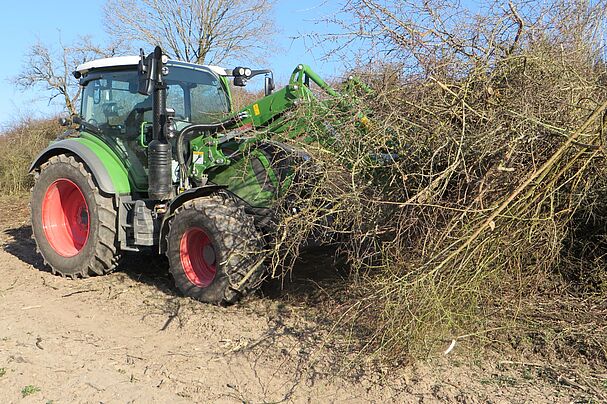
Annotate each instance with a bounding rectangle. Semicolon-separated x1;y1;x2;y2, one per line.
0;119;59;194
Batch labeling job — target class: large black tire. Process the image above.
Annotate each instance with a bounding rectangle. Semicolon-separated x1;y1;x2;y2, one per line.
31;154;120;278
166;195;267;304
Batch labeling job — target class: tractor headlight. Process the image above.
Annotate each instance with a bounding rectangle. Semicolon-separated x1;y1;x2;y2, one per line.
233;67;252;77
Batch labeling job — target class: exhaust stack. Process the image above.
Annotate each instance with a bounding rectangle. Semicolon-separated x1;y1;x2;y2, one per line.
138;46;172;201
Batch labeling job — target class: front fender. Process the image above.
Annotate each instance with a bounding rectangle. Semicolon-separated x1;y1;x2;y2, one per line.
30;138;131;195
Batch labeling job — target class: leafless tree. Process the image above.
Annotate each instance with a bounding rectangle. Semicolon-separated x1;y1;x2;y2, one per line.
103;0;276;64
14;36;121;115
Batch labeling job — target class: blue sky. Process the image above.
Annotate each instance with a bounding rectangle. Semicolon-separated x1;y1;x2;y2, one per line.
0;0;348;129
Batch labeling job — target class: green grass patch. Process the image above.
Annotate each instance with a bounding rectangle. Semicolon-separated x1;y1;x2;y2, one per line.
21;385;41;397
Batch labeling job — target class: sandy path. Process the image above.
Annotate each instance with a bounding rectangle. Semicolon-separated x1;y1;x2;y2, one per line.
0;196;603;403
0;243;397;403
0;189;409;404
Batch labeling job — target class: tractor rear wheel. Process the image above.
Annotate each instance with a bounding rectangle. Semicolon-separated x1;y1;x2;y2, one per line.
166;195;266;305
31;154;120;278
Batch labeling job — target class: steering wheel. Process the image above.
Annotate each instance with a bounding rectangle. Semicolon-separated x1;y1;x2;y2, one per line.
125;107;152;124
87;118;99;126
103;102;122;117
124;106;153;141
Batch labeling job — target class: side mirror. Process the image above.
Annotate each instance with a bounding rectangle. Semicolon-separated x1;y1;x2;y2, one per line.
165;107;176;138
138;48;156;96
264;76;275;96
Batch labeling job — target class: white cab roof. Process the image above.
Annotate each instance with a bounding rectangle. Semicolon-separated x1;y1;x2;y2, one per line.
75;56;229;76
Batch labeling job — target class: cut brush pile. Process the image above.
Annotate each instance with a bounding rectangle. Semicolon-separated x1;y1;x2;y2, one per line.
267;0;607;363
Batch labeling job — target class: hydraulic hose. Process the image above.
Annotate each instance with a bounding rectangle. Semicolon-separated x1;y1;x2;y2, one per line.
176;112;247;188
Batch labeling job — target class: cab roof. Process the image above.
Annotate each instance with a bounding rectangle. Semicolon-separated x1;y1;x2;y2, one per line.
75;56;229;77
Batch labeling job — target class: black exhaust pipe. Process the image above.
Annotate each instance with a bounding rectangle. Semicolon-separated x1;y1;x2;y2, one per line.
140;46;172;201
148;139;172;200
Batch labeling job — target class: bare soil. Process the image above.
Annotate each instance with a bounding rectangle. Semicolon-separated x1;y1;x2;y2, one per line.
0;194;605;403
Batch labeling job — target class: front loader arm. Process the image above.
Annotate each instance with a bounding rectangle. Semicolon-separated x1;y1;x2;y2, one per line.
234;64;370;132
186;64;372;177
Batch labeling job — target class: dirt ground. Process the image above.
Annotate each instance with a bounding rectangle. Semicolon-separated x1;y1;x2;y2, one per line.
0;194;605;403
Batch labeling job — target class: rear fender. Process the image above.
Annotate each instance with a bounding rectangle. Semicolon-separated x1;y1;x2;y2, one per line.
30;138;131;195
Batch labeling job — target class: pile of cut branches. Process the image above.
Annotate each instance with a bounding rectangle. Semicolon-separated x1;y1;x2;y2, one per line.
269;0;607;359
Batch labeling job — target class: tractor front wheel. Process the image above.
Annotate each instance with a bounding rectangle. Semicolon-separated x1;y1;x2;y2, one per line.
31;154;120;278
166;195;266;305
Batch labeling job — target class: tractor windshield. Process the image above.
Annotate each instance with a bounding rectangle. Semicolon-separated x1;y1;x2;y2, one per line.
80;65;230;134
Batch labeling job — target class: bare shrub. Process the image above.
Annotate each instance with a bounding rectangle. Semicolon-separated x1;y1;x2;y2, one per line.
0;119;60;194
230;85;266;111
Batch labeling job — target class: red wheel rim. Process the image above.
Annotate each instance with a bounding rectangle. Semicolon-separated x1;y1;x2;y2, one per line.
180;227;217;287
41;179;90;257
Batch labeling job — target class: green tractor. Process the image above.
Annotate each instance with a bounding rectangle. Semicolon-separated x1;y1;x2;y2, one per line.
30;46;365;304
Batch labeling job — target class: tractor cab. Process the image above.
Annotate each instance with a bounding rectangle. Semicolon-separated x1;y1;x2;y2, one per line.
75;57;232;130
72;56;233;192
